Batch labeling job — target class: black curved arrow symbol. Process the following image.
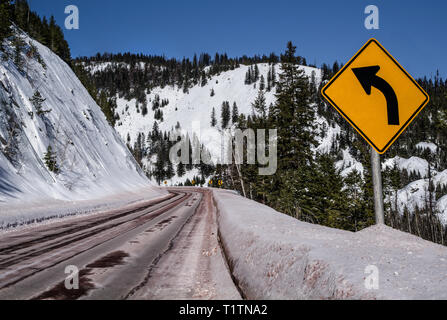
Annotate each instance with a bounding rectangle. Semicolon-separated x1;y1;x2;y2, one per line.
352;66;400;126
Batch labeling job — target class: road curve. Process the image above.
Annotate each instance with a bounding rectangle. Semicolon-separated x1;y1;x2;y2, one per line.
0;188;241;300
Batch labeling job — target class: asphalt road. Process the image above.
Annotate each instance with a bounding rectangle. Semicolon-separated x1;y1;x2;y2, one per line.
0;188;241;300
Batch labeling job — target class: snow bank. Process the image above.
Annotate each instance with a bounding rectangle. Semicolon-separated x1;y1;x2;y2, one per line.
214;189;447;300
0;186;167;230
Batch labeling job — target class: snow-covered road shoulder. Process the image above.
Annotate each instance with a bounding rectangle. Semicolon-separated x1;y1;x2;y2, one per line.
213;189;447;300
0;186;167;230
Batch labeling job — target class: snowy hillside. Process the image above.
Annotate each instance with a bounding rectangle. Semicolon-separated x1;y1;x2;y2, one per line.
383;155;447;223
88;60;447;223
114;63;320;155
0;30;157;215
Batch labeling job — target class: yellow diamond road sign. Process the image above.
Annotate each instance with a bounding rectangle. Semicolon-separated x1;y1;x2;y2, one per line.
321;38;429;154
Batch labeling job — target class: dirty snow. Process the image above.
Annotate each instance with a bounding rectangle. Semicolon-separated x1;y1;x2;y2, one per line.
214;189;447;300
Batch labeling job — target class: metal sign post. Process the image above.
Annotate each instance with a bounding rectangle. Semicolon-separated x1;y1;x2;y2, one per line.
370;146;385;224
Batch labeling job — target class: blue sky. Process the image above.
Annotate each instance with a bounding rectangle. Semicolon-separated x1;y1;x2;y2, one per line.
29;0;446;79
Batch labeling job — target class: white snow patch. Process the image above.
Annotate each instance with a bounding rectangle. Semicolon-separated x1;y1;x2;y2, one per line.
416;142;437;153
383;156;429;177
314;115;340;154
336;149;364;178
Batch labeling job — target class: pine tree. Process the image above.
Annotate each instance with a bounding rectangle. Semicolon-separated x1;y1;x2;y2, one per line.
271;64;276;87
260;75;265;91
182;77;190;94
176;162;186;177
166;160;174;180
254;65;260;82
30;90;51;115
154;155;165;185
141;103;148;116
30;90;45;107
152;136;170;185
221;101;231;128
343;169;364;231
383;162;401;215
314;153;346;228
14;0;29;31
197;67;206;86
12;35;25;70
43;146;59;174
152;94;160;110
269;41;316;216
273;41;315;166
132;132;145;168
245;67;251;85
210;107;217;127
0;0;12;47
332;61;340;75
252;90;267;119
98;90;116;125
49;15;58;53
154;109;164;121
266;71;272;92
231;102;239;124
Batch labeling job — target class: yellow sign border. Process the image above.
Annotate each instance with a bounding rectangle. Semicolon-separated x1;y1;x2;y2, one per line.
321;38;430;154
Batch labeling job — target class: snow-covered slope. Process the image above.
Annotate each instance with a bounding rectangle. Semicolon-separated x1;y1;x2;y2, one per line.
115;63;321;161
0;31;158;215
382;155;447;222
99;60;447;222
